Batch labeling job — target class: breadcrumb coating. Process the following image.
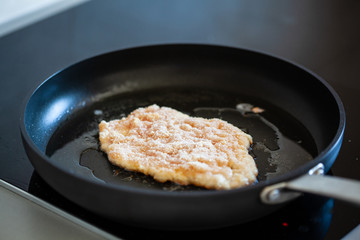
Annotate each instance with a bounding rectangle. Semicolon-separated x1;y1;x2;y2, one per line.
99;105;257;189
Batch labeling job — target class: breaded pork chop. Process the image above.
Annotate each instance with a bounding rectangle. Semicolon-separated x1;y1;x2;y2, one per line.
99;105;257;190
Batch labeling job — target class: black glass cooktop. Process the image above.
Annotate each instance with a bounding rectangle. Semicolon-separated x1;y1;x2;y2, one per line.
28;170;335;239
0;1;359;239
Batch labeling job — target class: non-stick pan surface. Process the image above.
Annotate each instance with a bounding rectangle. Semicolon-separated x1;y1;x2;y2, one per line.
20;44;345;229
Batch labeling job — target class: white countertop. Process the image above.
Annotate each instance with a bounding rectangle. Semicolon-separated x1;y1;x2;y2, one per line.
0;179;119;239
0;0;88;37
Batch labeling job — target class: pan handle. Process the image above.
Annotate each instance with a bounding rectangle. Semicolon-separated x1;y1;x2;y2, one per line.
260;163;360;206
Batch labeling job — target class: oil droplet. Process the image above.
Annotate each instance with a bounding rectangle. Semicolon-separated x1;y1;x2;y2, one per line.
122;176;133;182
236;103;254;112
94;109;103;116
113;169;120;176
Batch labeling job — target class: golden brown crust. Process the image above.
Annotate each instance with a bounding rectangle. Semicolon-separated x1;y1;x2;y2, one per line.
99;105;258;189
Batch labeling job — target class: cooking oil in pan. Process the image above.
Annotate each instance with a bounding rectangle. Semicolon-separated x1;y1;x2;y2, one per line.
46;88;317;191
192;106;314;181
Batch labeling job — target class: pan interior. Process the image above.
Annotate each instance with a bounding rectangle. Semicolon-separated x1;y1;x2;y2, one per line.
46;87;317;191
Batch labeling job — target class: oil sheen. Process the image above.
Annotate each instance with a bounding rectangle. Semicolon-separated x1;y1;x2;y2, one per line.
46;88;317;191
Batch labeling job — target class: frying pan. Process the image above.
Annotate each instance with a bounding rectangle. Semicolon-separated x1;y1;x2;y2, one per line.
20;44;359;230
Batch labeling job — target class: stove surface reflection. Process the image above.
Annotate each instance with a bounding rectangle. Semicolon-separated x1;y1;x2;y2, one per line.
29;171;333;240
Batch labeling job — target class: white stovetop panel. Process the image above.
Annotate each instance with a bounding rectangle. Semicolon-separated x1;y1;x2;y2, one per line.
0;0;88;37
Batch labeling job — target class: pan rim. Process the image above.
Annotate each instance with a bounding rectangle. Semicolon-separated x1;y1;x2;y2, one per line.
19;43;346;197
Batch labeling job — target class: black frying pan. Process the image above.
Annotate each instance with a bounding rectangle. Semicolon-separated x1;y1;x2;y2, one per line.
20;44;358;230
